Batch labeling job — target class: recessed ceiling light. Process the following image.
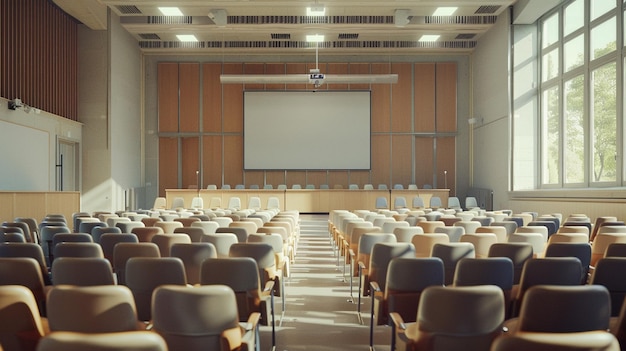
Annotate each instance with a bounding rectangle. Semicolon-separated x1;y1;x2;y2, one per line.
419;35;440;42
307;5;326;16
306;34;325;42
177;34;198;42
158;7;184;16
433;7;458;16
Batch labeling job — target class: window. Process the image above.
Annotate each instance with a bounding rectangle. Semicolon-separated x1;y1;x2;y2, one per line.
513;0;624;190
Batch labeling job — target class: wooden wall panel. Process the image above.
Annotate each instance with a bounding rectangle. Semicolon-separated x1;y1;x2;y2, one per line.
0;0;78;120
202;135;223;188
436;137;456;194
243;63;264;91
265;63;286;90
245;171;264;188
266;171;286;188
179;63;200;132
181;137;200;188
307;171;327;188
202;63;222;133
287;172;307;188
159;138;179;196
371;63;392;132
222;63;243;133
415;137;434;188
392;135;413;187
348;63;371;90
436;63;457;132
223;135;243;187
415;63;436;132
328;171;349;189
391;63;413;132
327;63;349;90
158;63;179;132
349;170;371;188
286;63;308;90
371;134;391;187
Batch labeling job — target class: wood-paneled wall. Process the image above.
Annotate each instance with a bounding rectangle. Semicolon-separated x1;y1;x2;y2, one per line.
157;62;457;196
0;0;78;121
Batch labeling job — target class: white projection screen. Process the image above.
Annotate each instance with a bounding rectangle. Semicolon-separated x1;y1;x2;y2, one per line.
244;91;371;170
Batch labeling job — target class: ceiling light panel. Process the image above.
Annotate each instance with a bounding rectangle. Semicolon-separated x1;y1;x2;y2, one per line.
307;5;326;16
306;34;325;42
433;7;458;16
419;34;440;42
158;7;183;16
177;34;198;42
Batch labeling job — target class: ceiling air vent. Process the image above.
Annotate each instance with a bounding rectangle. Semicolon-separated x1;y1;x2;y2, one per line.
475;5;502;14
455;33;476;40
148;16;193;24
271;33;291;40
139;33;161;40
116;5;142;14
338;33;359;40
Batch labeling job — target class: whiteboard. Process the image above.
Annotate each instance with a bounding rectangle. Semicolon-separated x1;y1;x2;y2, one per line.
0;120;49;190
244;91;371;170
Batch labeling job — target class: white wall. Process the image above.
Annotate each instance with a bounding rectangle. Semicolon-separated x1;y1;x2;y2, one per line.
0;98;82;191
471;10;512;210
78;9;142;214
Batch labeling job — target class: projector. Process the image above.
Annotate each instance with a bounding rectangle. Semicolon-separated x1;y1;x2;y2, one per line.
309;73;325;88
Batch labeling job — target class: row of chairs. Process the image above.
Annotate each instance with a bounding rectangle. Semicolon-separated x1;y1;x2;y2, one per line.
0;283;259;351
329;208;626;350
375;195;480;212
205;183;425;190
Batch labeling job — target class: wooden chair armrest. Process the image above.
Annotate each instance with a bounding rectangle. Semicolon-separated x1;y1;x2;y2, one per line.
263;280;276;293
389;312;407;331
370;281;381;293
244;312;261;331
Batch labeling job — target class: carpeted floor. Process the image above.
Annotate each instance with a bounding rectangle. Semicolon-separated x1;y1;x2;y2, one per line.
258;214;391;351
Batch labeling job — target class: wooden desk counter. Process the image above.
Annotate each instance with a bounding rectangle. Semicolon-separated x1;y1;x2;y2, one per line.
166;188;449;213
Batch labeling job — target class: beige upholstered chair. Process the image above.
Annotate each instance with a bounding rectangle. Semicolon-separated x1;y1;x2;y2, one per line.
170;243;217;285
131;227;164;242
125;257;187;321
47;285;144;333
491;331;620;351
151;234;192;257
154;221;184;234
201;233;238;258
389;285;505;351
460;233;498;258
430;242;476;285
112;243;161;285
37;331;168;351
0;243;51;285
51;257;115;286
0;257;48;315
412;233;450;258
592;233;626;266
0;285;48;351
151;285;259;351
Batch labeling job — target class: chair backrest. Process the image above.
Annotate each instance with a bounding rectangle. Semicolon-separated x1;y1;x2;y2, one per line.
416;285;505;350
191;221;220;234
465;196;479;209
201;233;239;258
267;196;281;210
605;243;626;257
591;257;626;316
349;184;359;190
91;226;122;244
447;197;461;209
125;257;187;321
171;243;217;285
412;196;425;208
411;233;450;257
488;242;534;284
393;197;408;209
291;184;302;189
51;257;115;286
0;257;47;314
393;227;424;243
517;285;611;333
491;331;620;351
113;242;161;285
99;233;139;264
229;243;279;287
152;285;245;351
385;257;445;323
459;233;498;257
545;242;592;283
375;197;388;209
514;257;584;317
369;243;416;292
0;243;50;285
0;285;46;351
431;243;476;285
592;233;626;266
453;221;482;234
174;227;206;243
37;331;169;351
248;197;262;210
47;285;140;333
54;242;104;259
508;232;546;257
378;184;388;190
429;196;443;209
364;184;374;190
201;257;263;322
151;234;192;257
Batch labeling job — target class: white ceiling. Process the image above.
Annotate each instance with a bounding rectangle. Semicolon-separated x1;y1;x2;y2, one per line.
53;0;541;55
